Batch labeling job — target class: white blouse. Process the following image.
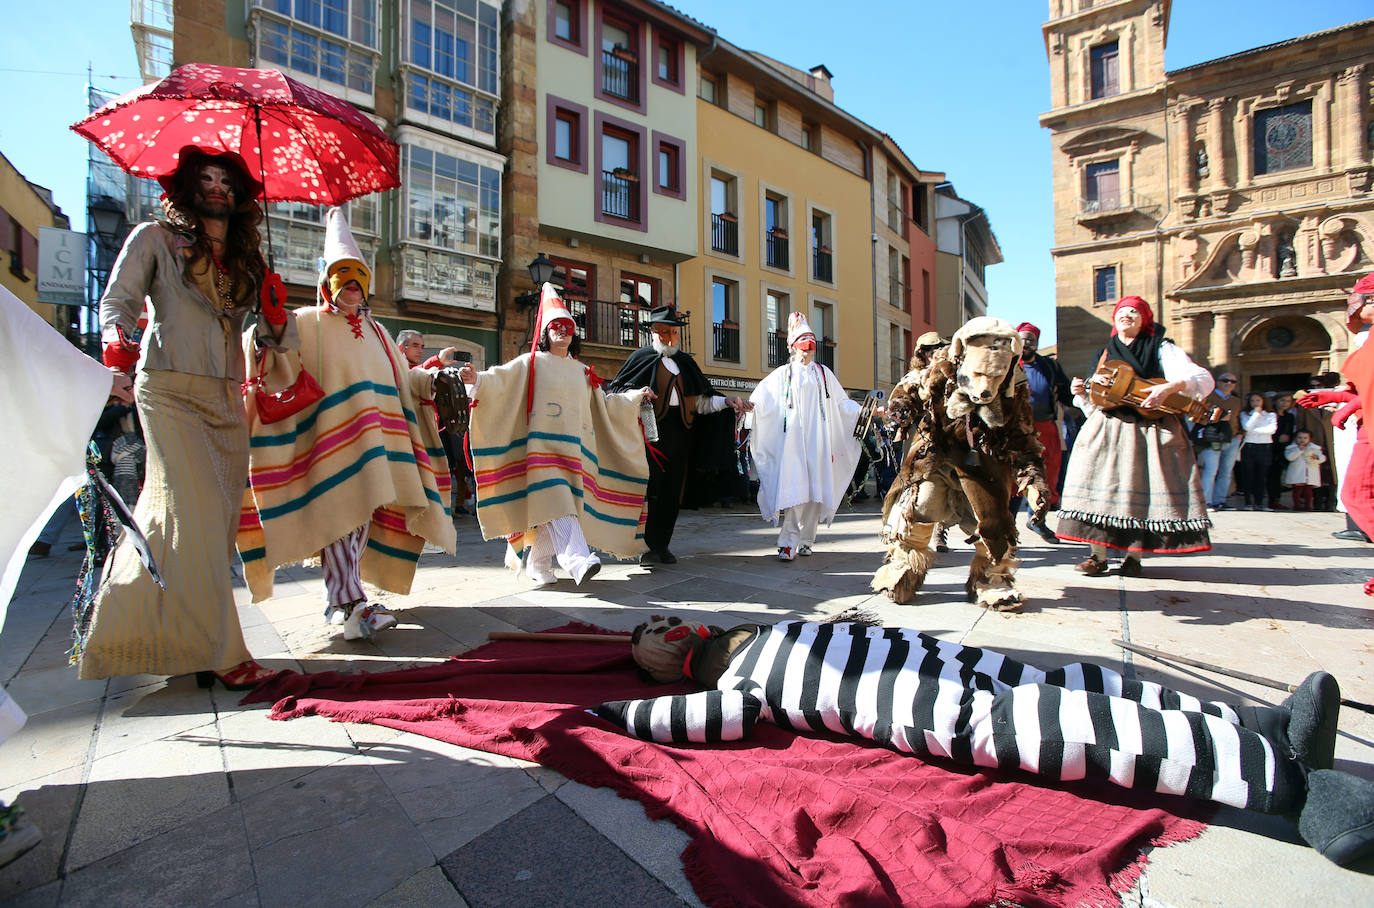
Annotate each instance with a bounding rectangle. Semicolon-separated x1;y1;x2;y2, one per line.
1239;409;1277;444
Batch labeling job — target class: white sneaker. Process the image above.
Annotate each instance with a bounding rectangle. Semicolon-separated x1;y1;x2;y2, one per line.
574;556;602;586
324;604;349;626
777;547;796;561
343;603;398;641
530;567;558;586
798;545;813;556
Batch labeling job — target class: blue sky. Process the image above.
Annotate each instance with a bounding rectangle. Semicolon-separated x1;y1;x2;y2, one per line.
1;0;1367;344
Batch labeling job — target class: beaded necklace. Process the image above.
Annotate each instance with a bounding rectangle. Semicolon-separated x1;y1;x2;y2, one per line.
206;245;237;312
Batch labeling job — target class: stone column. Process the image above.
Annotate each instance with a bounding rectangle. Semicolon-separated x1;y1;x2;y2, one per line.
1210;310;1231;368
1174;103;1197;196
1342;65;1368;168
1176;313;1197;361
1206;98;1228;191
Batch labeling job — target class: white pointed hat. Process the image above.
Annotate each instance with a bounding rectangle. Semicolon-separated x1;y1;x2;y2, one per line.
787;311;816;347
320;206;372;300
531;282;575;347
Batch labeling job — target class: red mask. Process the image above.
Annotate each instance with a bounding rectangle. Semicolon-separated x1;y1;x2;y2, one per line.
794;337;816;353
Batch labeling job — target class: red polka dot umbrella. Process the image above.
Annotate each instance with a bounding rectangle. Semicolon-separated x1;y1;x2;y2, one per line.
71;63;399;205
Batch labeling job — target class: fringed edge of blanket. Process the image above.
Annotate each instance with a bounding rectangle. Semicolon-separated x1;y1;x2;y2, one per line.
1056;509;1213;533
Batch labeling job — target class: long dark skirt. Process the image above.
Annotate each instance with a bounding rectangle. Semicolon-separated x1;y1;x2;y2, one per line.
1055;408;1211;553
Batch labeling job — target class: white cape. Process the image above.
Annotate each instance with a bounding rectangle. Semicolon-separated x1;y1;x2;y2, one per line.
0;288;112;742
748;360;862;525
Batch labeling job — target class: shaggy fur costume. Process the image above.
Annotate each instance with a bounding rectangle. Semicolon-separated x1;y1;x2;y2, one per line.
874;322;1048;610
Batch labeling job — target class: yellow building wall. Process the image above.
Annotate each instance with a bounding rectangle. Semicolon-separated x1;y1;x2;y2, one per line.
683;99;874;392
0;157;62;323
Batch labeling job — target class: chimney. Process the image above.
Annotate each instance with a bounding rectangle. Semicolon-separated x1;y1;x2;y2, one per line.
808;64;834;103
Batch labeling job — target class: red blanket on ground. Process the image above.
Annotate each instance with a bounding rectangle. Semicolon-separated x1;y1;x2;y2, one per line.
246;626;1208;908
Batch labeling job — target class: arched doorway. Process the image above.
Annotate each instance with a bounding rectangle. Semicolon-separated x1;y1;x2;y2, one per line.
1237;315;1331;393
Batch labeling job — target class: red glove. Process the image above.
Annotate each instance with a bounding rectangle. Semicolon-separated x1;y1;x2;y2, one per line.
1297;388;1357;408
1364;577;1374;597
259;271;288;325
101;325;140;372
1333;397;1363;429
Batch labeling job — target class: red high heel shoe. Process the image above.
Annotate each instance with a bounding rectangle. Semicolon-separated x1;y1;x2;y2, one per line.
195;660;278;691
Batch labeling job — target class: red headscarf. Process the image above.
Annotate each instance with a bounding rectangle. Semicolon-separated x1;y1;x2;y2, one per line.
1111;296;1154;337
1015;322;1040;337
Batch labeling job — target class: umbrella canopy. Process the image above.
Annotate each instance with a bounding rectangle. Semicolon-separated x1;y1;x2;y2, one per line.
71;63;399;205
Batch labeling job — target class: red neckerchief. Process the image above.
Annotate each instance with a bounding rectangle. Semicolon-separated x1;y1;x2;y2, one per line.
675;624;712;680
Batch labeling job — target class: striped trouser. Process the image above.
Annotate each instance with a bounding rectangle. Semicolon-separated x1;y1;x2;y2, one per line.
527;514;595;576
321;522;369;608
719;622;1302;814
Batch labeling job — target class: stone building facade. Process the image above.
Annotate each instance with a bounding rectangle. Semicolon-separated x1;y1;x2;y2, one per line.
1041;0;1374;390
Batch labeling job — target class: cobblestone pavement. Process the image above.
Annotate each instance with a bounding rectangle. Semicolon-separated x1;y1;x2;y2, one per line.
2;500;1372;906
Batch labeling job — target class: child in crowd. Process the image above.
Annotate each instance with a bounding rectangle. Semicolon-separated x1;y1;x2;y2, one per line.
1284;429;1326;511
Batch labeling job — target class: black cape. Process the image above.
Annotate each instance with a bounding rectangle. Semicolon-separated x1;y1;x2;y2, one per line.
607;345;717;398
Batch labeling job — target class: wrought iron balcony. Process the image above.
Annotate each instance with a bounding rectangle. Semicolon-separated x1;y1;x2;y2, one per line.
813;246;832;282
601;170;639;221
819;337;835;371
887;200;905;232
766;230;789;270
713;320;739;363
1077;190;1153;221
889;278;907;308
767;330;789;368
711;212;738;255
602;48;639;103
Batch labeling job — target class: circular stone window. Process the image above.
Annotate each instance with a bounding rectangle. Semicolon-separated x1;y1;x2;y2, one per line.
1266;326;1295;349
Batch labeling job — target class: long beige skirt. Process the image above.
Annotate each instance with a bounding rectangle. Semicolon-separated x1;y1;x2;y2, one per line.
77;370;252;680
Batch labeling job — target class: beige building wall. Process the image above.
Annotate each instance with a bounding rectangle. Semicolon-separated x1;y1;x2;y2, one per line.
1043;2;1374;387
534;10;699;257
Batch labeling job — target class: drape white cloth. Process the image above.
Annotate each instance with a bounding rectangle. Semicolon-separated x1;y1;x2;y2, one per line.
0;287;112;742
748;360;862;525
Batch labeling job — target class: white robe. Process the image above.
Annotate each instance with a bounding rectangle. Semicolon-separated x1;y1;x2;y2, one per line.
748;359;862;525
0;287;113;743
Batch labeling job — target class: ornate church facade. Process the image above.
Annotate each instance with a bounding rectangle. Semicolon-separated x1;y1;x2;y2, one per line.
1041;0;1374;389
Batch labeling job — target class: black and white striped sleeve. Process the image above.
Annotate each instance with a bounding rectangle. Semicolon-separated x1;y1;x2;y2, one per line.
591;690;763;744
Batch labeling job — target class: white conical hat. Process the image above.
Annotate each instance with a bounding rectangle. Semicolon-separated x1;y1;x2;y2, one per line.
535;282;575;333
322;206;365;268
320;206;372;299
787;311;816;347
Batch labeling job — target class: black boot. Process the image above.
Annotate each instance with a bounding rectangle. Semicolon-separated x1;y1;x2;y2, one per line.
1282;671;1341;772
1298;770;1374;867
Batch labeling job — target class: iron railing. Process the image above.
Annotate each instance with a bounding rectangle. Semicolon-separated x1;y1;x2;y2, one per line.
601;170;639;221
1078;190;1153;217
711;212;738;255
813;247;832;282
887;199;905;232
602;49;639;103
767;330;789;368
889;278;907;308
766;231;789;270
713;321;739;362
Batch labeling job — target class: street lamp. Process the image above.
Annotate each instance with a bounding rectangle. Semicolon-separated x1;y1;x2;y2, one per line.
86;194;129;356
517;252;556;309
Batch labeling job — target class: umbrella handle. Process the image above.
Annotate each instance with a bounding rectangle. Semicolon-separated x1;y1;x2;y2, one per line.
253;107;277;280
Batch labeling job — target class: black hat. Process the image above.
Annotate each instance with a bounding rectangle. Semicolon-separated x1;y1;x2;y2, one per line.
647;305;687;327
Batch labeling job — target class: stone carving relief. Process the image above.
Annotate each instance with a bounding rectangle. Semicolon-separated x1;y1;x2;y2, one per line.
1177;230;1203;280
1176;213;1374;292
1318;216;1370;274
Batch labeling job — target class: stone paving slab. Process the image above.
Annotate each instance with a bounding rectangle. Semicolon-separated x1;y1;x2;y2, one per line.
1;503;1372;905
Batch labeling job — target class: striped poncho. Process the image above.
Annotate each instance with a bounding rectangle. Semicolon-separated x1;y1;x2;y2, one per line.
237;306;455;601
469;352;648;558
